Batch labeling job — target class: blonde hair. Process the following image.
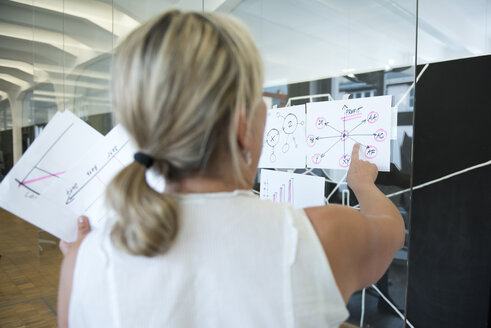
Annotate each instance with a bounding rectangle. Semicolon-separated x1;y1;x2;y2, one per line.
106;10;264;257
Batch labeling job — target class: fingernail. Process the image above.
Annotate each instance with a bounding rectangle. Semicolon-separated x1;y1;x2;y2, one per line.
78;217;84;223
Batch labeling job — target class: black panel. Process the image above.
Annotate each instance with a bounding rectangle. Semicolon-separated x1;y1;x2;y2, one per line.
397;111;413;126
407;55;491;327
407;167;491;327
413;56;491;185
0;129;13;178
287;81;310;99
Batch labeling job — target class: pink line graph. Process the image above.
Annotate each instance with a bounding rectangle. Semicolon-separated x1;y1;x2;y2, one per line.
21;171;66;185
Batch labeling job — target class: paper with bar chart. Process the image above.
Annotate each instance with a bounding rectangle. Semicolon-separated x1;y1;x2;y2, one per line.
0;110;103;241
259;169;325;208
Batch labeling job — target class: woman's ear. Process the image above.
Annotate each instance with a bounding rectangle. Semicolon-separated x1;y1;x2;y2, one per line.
236;107;250;150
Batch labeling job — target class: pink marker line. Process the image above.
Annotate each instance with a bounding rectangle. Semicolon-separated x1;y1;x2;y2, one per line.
341;114;362;121
288;180;292;203
114;155;125;167
21;171;66;185
96;175;107;186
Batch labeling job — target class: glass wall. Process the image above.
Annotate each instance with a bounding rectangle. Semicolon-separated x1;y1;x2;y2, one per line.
408;0;491;326
229;1;416;327
0;0;205;320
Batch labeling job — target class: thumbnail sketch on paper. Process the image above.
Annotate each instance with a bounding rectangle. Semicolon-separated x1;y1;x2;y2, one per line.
258;105;306;169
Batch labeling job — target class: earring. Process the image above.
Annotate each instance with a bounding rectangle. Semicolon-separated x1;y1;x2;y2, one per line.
244;150;252;166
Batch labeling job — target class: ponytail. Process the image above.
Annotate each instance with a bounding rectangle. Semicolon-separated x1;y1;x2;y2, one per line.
107;11;264;256
106;162;178;257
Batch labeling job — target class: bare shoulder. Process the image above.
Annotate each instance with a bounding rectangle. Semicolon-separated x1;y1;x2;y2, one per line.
304;205;386;303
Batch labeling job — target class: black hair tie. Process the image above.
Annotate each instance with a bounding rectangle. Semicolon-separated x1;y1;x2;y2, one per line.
134;152;154;168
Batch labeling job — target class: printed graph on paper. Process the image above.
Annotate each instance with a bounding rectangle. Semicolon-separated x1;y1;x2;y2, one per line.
44;124;136;229
261;175;295;205
12;113;102;198
0;110;103;241
259;169;325;209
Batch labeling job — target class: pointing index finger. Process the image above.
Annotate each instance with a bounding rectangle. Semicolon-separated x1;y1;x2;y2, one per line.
351;143;360;161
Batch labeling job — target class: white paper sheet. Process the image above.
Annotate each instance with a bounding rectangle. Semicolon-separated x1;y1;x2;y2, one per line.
259;169;325;208
0;110;103;242
306;95;392;171
44;124;136;231
258;105;306;168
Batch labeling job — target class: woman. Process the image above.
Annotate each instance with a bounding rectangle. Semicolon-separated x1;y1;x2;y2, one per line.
58;10;404;328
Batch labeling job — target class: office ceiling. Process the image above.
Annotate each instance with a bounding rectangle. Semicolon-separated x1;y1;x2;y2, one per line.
0;0;489;104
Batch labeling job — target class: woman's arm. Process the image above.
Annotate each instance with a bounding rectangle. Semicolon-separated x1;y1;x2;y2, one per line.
305;144;405;303
57;216;91;328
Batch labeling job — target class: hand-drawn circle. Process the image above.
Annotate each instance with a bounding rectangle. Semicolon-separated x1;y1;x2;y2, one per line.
266;129;280;147
282;143;290;153
340;130;349;141
316;117;326;130
364;145;378;159
312;153;322;165
269;153;276;162
367;111;379;124
306;134;317;147
374;128;387;142
282;113;298;134
339;155;351;168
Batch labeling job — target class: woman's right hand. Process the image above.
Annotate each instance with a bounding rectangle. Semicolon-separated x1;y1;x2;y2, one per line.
58;216;91;328
59;216;91;256
307;143;404;303
347;143;378;192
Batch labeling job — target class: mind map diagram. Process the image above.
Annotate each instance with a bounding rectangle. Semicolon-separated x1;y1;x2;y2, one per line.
306;96;392;171
258;105;306;168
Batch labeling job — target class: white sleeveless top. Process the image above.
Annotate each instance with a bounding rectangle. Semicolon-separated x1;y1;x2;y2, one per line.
69;190;348;327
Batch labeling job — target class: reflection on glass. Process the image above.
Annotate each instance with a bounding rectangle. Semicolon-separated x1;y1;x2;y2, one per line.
0;0;207;319
220;0;417;326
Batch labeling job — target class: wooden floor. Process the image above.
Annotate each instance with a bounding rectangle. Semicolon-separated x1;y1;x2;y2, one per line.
0;209;61;327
